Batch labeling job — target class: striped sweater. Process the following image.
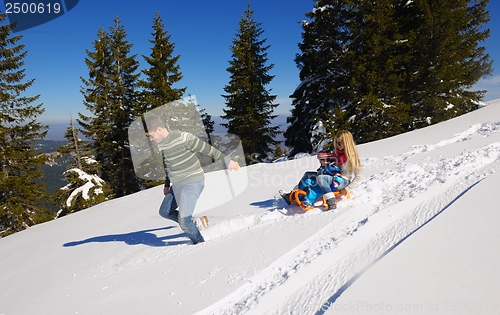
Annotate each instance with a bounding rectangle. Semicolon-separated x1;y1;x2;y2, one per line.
158;131;230;186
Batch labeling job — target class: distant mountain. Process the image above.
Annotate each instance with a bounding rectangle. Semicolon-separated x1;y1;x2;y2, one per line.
35;139;67;153
45;123;70;141
34;140;70;197
213;115;289;150
45;115;290;142
37;115;291;196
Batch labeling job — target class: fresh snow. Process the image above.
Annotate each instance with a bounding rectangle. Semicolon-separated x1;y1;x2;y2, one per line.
1;99;500;315
62;168;106;207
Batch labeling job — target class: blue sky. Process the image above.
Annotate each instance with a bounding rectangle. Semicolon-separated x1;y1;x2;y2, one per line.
1;0;499;125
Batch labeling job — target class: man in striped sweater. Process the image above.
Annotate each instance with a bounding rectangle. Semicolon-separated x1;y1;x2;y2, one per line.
145;117;240;244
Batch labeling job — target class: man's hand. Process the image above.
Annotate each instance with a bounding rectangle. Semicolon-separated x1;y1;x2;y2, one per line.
164;186;170;195
227;160;240;171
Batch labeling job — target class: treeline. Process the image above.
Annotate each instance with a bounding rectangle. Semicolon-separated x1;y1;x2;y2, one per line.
285;0;492;154
0;4;279;236
0;0;492;236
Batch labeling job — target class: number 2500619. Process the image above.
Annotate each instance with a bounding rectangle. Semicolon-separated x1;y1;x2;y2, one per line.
5;2;61;14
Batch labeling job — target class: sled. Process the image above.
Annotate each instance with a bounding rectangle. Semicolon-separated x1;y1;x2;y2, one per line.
287;189;350;211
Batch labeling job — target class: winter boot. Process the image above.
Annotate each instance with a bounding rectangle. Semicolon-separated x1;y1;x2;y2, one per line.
324;192;337;211
279;190;292;205
194;216;209;230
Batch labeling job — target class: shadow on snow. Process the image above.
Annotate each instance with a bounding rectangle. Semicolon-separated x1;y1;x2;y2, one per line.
63;226;190;247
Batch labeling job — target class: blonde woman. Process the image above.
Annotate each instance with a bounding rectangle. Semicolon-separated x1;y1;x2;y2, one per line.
317;130;362;210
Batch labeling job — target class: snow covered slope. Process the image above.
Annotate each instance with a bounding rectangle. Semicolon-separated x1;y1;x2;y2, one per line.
1;99;500;315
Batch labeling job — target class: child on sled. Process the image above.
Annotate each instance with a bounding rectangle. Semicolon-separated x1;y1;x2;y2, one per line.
280;130;363;211
280;150;349;210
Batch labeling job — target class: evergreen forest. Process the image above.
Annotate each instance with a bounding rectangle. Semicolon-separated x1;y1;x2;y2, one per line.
0;0;492;236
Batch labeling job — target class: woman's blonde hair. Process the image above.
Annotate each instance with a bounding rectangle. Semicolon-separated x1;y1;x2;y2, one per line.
335;130;362;173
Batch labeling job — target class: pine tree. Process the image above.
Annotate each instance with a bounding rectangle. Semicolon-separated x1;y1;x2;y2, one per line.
0;13;52;237
139;12;186;112
79;16;141;198
160;96;208;137
286;0;492;150
342;0;411;143
401;0;492;129
199;106;215;143
57;114;89;170
221;3;280;163
273;144;285;160
53;167;113;218
53;115;113;217
135;13;191;188
285;0;353;154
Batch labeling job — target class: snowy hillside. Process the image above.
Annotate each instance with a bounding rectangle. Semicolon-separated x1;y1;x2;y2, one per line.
1;99;500;315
